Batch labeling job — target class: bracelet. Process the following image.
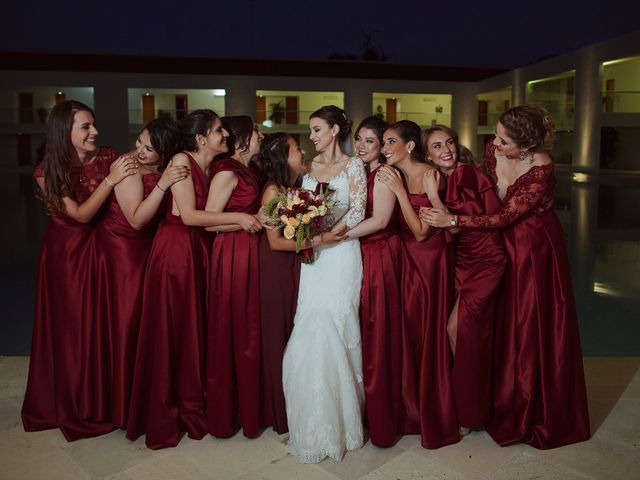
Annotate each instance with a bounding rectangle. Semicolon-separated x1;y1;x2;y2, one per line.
155;183;167;193
104;177;115;187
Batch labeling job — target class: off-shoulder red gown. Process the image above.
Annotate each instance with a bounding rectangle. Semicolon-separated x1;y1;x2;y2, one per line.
258;182;301;434
206;158;263;438
458;145;590;449
359;165;404;447
398;193;459;449
87;172;163;428
22;147;118;441
443;164;506;428
126;153;211;449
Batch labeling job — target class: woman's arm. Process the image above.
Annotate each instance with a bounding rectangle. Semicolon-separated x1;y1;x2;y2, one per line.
344;178;396;239
169;153;259;231
378;165;430;241
331;157;367;232
423;169;447;210
423;169;551;229
38;154;138;223
115;164;190;230
203;169;262;233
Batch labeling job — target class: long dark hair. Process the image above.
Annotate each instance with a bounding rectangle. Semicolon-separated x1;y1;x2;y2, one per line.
43;100;95;212
143;118;181;171
221;115;255;156
178;109;219;152
355;115;389;163
257;133;292;187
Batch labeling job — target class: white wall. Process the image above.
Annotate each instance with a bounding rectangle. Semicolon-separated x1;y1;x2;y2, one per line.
372;92;452;127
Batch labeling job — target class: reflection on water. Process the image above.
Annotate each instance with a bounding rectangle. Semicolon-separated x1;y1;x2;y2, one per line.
2;169;639;356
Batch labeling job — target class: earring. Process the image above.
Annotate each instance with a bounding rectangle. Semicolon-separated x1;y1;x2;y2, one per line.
519;149;526;161
332;133;336;138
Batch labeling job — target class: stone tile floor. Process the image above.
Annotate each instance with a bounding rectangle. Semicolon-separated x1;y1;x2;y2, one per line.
0;356;638;480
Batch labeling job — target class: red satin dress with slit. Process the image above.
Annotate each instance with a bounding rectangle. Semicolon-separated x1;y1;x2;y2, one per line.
206;158;263;438
87;172;163;428
126;153;211;449
443;163;506;428
459;145;590;449
22;147;118;441
398;193;459;449
359;165;404;447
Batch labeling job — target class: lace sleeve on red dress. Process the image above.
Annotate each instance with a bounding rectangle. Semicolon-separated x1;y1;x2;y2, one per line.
458;165;554;229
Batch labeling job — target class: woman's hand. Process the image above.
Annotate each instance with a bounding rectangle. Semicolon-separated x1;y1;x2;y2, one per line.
319;225;347;245
420;207;453;228
376;166;405;196
107;154;138;185
422;169;441;199
237;213;263;234
158;164;190;191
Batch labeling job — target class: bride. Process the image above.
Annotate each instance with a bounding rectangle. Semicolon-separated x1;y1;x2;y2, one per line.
282;105;367;463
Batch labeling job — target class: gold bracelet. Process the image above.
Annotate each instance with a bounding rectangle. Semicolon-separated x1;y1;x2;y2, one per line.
156;183;167;193
104;177;115;187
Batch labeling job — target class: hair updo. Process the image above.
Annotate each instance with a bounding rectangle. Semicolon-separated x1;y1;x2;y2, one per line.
178;109;219;152
389;120;425;162
309;105;352;142
499;106;556;150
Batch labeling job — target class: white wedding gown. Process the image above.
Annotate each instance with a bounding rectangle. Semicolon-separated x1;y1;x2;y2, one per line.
282;156;367;463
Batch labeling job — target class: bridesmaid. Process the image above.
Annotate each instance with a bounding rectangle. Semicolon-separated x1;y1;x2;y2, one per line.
377;120;459;449
88;119;188;428
206;115;265;438
421;125;506;435
423;106;590;449
342;116;404;447
22;100;137;440
255;133;306;434
126;110;261;449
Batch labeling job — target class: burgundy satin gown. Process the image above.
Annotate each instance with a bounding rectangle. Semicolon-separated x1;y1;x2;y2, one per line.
459;145;590;449
443;164;506;428
87;172;163;428
258;183;301;434
206;158;263;438
398;193;459;449
22;147;118;441
126;153;211;449
359;166;403;447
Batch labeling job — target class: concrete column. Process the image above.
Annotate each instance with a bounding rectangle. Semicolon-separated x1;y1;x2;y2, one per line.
93;80;129;153
344;83;373;154
512;68;527;106
572;45;602;173
569;177;598;302
224;79;257;117
451;85;477;155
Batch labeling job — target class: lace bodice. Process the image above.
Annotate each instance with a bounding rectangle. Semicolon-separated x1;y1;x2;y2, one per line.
459;144;555;229
302;157;367;229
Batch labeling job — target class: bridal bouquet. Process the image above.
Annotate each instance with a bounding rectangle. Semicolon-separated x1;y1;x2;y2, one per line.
262;183;338;264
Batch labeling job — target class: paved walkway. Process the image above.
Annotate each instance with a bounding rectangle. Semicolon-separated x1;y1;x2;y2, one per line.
1;356;638;480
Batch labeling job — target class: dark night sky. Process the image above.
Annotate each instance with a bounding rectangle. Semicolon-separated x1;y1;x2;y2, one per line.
3;0;640;68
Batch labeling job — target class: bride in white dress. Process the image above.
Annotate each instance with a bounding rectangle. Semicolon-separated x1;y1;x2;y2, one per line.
282;106;367;463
